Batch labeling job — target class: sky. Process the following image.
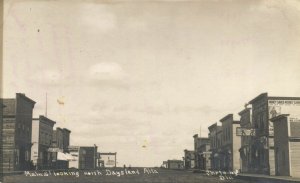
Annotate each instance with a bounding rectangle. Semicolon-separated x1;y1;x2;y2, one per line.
3;0;300;167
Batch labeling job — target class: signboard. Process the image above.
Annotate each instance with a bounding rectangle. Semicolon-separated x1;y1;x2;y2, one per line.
47;148;62;152
236;127;256;136
106;160;116;166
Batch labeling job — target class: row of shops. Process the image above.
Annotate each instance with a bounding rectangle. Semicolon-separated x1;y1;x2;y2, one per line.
1;93;117;172
183;93;300;178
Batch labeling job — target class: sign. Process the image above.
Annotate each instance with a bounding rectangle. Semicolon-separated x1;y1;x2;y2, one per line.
269;100;300;106
290;118;300;122
236;127;256;136
106;160;116;166
48;148;62;152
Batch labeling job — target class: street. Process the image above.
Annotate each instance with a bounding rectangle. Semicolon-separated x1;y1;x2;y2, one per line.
3;168;252;183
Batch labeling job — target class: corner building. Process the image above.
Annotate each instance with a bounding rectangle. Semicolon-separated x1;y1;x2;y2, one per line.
249;93;300;175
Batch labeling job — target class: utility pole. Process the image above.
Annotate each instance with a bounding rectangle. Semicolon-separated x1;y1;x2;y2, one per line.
200;126;201;137
45;93;48;117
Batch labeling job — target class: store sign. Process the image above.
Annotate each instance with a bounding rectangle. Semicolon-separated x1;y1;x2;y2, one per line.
236;127;256;136
290;118;300;123
48;148;62;152
269;100;300;106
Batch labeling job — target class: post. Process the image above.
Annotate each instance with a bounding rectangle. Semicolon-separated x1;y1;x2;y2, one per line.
115;153;117;167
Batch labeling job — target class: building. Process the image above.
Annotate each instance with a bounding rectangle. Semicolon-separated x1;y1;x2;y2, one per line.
161;161;168;168
1;102;5;179
219;114;241;171
49;127;71;169
193;135;211;170
1;93;36;172
208;123;222;170
51;127;71;153
68;146;98;169
62;129;71;153
198;140;211;170
271;114;300;177
183;149;195;169
238;106;254;173
97;152;117;168
166;160;184;169
31;115;56;170
248;93;300;175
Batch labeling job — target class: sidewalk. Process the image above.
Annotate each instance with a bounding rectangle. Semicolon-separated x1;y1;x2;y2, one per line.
237;173;300;183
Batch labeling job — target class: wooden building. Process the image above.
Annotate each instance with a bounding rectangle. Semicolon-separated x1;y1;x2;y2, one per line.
219;114;241;172
249;93;300;175
183;149;195;169
167;160;184;169
2;93;35;172
272;114;300;177
68;146;98;169
31;115;56;170
193;134;211;170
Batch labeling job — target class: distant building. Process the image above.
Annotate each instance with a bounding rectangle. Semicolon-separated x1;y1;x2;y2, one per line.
49;127;71;169
271;114;300;177
166;160;184;169
31;115;56;170
183;149;195;169
161;161;168;168
208;123;222;170
198;141;211;170
68;146;98;169
193;135;211;170
219;114;241;171
248;93;300;175
97;152;117;168
62;128;71;153
1;93;36;172
52;127;71;153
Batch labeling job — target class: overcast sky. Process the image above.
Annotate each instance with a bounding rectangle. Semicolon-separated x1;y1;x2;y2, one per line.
3;0;300;167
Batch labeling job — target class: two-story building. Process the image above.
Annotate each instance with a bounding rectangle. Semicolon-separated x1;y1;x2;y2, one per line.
219;114;241;171
249;93;300;175
208;123;222;170
238;106;253;173
271;114;300;177
193;134;210;170
183;149;195;169
2;93;36;172
31;115;56;170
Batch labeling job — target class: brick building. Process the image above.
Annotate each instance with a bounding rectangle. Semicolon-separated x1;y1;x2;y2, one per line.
31;115;56;170
248;93;300;175
1;93;36;172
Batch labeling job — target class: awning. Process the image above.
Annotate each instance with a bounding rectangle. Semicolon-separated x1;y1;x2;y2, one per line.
57;152;76;161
